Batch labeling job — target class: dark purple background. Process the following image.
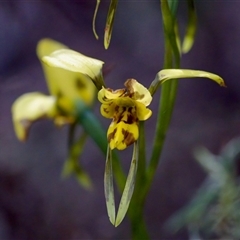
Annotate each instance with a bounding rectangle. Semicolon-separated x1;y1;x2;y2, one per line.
0;1;240;239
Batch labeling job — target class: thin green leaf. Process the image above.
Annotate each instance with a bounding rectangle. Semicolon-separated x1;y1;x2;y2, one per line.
92;0;101;40
182;0;197;53
104;145;116;225
149;69;226;95
115;141;139;227
104;0;118;49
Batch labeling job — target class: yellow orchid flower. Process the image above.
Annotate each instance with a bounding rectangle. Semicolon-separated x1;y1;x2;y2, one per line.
99;79;152;226
98;78;152;150
12;38;103;141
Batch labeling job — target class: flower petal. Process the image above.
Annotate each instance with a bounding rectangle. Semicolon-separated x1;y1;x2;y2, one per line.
135;101;152;121
100;103;116;119
42;49;105;90
36;38;68;59
37;39;96;109
98;87;125;104
12;92;57;141
125;79;152;106
107;120;139;150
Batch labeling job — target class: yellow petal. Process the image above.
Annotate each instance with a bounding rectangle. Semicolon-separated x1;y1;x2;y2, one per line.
98;87;125;104
125;79;152;106
135;102;152;121
100;103;116;119
149;69;226;96
158;69;226;86
12;92;57;141
42;49;105;90
37;39;96;110
107;120;139;150
36;38;68;59
44;67;95;111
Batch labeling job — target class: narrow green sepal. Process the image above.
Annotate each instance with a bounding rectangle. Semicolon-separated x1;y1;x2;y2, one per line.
115;141;139;227
104;145;116;225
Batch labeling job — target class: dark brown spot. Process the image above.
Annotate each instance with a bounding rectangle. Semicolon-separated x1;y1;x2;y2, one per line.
114;105;119;112
108;128;117;143
122;128;136;147
103;108;109;114
75;78;86;89
56;90;63;98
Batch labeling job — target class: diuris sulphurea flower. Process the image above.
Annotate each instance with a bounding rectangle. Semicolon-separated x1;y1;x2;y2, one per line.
98;79;152;150
12;38;104;189
99;79;152;226
12;38;103;141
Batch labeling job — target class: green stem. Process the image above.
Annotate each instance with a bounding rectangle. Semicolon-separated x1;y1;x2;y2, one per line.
128;122;149;239
142;0;180;201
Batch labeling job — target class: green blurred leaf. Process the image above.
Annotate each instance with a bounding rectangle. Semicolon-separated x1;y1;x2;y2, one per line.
166;179;219;232
115;141;139;227
182;0;197;53
194;147;227;186
104;0;118;49
104;145;116;225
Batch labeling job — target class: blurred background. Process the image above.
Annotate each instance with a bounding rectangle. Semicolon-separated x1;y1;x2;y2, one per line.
0;1;240;239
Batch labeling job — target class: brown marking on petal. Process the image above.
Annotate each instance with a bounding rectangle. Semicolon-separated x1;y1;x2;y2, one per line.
103;107;109;114
124;79;145;100
134;92;145;100
75;78;86;89
122;128;136;147
20;119;31;129
125;114;134;124
56;90;63;98
124;79;136;97
108;128;117;143
125;107;138;124
114;105;119;112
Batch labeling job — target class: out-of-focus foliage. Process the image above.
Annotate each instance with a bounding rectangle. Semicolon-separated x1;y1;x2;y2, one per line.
166;137;240;239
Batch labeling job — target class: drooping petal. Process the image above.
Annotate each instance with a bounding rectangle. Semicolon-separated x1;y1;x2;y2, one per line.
42;49;105;90
125;79;152;106
12;92;57;141
149;69;226;96
107;120;139;150
135;101;152;121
